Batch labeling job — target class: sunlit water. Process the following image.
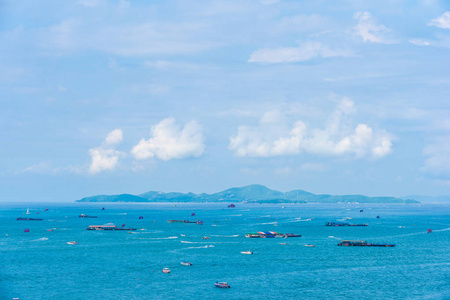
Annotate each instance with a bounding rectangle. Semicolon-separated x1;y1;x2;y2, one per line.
1;203;449;299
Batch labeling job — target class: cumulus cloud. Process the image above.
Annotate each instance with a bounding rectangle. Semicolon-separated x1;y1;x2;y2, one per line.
428;12;450;29
248;42;352;63
131;118;205;161
89;129;125;174
353;12;395;44
228;99;393;159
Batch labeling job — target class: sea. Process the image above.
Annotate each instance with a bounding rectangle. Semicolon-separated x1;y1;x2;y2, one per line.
1;202;449;300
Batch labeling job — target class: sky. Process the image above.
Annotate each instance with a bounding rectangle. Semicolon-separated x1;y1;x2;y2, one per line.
1;0;450;202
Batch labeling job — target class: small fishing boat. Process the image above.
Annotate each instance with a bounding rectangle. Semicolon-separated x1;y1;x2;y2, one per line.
202;236;210;240
162;268;170;273
241;250;253;254
180;262;192;266
427;229;432;233
214;282;230;288
67;241;77;245
304;244;315;247
279;243;287;245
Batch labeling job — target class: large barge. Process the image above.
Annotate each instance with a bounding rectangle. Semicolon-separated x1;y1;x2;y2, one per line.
337;240;395;247
326;222;368;226
245;231;302;238
86;223;136;231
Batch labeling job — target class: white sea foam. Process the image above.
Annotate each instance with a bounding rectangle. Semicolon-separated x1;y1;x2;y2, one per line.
34;237;48;241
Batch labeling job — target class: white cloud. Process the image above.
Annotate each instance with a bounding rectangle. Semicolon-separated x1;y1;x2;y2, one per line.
89;129;125;174
131;118;205;161
353;12;395;44
248;42;352;63
104;128;123;145
229;99;393;159
409;39;431;46
422;137;450;174
428;12;450;29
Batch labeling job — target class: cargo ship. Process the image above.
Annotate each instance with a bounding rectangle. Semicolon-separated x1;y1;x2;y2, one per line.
245;231;301;238
337;240;395;247
326;222;368;226
86;223;136;231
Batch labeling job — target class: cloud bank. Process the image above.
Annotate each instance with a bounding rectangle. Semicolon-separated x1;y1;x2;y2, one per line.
229;98;393;159
132;118;205;161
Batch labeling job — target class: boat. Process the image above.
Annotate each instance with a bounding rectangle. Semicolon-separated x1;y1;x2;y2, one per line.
241;251;253;254
25;208;30;215
16;217;43;221
79;214;97;218
304;244;315;247
279;243;287;245
337;240;395;247
325;222;368;226
162;268;170;273
214;282;230;288
285;233;302;237
228;204;235;208
180;262;192;266
86;223;137;231
202;236;210;240
167;220;198;224
427;229;432;233
245;231;301;238
66;241;77;245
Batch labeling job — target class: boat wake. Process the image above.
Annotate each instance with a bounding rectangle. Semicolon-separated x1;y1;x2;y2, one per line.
146;236;179;240
210;235;239;237
34;237;49;241
181;241;197;243
187;245;214;249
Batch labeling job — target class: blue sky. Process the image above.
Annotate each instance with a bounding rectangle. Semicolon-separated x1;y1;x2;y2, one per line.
1;0;450;202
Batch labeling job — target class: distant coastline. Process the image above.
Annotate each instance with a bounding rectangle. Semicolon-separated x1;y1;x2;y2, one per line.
76;184;419;204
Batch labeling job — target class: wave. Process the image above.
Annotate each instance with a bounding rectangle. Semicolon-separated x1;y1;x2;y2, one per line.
181;241;197;244
34;237;48;241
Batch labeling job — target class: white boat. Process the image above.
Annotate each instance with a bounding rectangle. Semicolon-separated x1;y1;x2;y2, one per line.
241;250;253;254
67;241;78;245
180;262;192;266
26;208;30;215
304;244;315;247
162;268;170;273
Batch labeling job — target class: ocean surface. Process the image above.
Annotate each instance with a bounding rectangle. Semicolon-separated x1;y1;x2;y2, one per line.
1;202;449;299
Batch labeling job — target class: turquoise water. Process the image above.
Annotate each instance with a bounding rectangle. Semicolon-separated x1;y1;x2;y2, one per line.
1;203;449;299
